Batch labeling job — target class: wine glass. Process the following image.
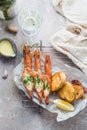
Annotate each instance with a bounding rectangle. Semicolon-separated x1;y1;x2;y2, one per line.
18;0;45;45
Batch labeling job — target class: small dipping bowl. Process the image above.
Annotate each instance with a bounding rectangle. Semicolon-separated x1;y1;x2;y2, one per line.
0;38;17;58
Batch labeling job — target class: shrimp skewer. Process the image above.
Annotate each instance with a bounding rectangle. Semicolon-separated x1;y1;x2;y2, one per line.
22;45;35;99
34;50;44;103
44;55;52;105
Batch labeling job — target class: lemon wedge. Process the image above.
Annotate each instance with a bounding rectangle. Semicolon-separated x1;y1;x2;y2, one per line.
53;99;75;112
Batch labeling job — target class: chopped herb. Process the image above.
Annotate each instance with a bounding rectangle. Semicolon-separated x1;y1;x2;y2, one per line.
35;77;43;89
23;75;34;84
36;78;41;84
23;79;28;84
29;76;34;82
44;80;49;90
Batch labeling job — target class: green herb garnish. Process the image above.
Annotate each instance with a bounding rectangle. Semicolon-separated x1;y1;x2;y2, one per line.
29;76;34;82
44;80;50;90
35;77;43;89
23;75;34;84
36;78;41;84
23;78;28;84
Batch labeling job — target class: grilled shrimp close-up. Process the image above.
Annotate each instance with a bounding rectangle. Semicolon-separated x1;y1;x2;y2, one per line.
22;45;35;99
34;50;44;104
43;55;52;105
21;45;52;105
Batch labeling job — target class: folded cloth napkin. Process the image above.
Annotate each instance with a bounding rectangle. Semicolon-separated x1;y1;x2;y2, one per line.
52;0;87;28
51;0;87;76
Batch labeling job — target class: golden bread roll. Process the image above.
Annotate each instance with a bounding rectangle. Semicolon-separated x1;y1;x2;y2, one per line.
59;72;66;86
51;72;66;92
73;85;84;101
59;82;76;103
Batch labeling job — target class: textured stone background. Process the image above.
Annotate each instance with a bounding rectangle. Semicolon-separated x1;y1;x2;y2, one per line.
0;0;87;130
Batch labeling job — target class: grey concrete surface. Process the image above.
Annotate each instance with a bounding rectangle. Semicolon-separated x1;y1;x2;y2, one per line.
0;0;87;130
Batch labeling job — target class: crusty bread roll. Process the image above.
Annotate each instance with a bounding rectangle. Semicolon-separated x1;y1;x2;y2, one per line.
51;71;66;92
59;82;76;103
73;85;84;101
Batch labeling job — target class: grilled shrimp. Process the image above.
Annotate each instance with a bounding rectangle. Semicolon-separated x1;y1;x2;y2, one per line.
22;45;35;99
34;50;44;103
43;55;52;105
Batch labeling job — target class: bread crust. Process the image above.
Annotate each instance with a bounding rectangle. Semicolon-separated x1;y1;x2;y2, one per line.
59;82;76;103
73;85;84;101
51;72;66;92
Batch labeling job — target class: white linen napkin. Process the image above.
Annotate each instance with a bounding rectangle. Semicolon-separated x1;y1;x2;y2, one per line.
51;0;87;76
52;0;87;28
